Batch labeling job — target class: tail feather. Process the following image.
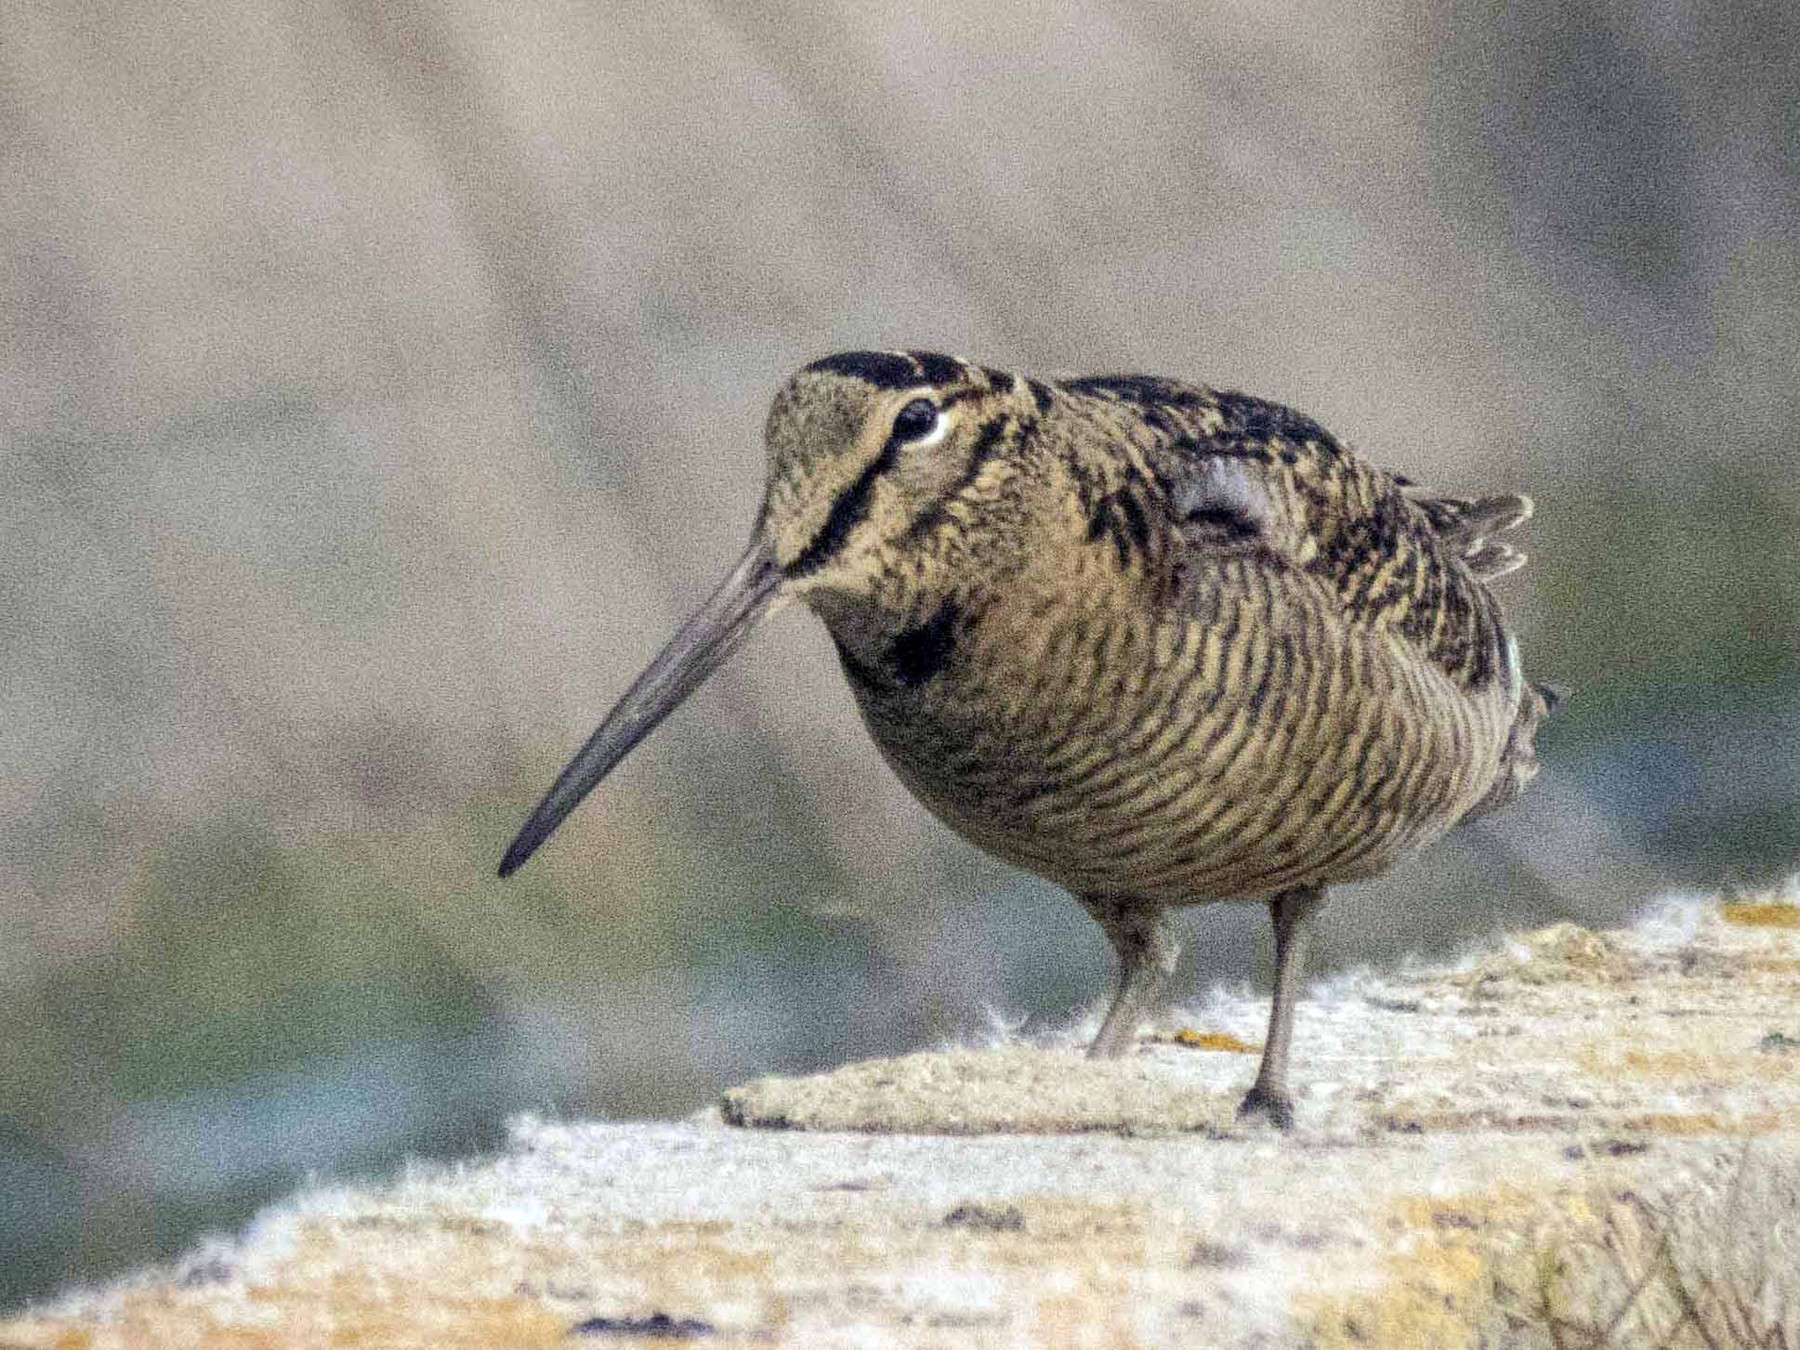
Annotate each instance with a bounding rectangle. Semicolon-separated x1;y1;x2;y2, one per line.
1411;491;1533;579
1461;540;1527;579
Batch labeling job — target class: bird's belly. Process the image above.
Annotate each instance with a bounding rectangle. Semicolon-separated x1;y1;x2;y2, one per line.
846;595;1511;905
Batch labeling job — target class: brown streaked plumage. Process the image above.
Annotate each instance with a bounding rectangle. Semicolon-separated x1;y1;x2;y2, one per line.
500;349;1552;1128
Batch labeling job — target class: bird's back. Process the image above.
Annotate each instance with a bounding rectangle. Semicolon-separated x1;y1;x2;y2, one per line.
835;372;1547;905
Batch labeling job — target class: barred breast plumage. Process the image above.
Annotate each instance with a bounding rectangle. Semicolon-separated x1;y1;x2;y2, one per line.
501;349;1552;1128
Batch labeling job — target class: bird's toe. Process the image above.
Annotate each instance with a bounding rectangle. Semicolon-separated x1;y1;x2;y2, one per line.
1236;1084;1296;1132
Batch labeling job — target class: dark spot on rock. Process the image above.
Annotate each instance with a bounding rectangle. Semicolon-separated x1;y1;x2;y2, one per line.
1563;1139;1651;1160
572;1312;716;1339
718;1094;792;1130
942;1203;1025;1232
930;1311;1010;1329
1364;996;1424;1013
1185;1239;1249;1269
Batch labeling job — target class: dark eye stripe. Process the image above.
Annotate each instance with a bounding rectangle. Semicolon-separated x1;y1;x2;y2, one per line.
788;433;906;575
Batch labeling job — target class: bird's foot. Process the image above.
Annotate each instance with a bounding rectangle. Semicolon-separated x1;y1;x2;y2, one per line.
1085;1026;1136;1060
1236;1083;1295;1131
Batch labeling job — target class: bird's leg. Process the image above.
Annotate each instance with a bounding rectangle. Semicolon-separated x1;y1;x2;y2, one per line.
1080;895;1180;1059
1238;883;1327;1130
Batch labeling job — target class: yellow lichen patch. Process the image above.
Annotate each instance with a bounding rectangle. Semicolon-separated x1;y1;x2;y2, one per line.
215;1221;573;1348
257;1288;567;1350
1000;1195;1156;1245
0;1285;569;1350
1030;1278;1144;1349
1301;1186;1596;1350
1721;900;1800;929
0;1323;94;1350
1618;1048;1713;1076
1162;1028;1259;1053
1577;1046;1759;1086
582;1223;780;1290
1741;955;1800;974
1616;1111;1784;1136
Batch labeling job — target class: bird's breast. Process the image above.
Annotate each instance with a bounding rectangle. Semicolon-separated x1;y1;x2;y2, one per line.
830;556;1517;904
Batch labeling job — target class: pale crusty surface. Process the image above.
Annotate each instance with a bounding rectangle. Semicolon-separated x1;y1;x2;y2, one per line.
4;894;1797;1349
722;895;1800;1140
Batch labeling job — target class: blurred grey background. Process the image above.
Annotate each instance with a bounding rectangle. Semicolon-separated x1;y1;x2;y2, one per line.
3;0;1797;1308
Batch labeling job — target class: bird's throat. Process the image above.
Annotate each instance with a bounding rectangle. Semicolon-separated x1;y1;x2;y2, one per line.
813;583;979;693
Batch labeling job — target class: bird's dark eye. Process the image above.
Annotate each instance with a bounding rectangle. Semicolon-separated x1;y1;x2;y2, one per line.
891;398;940;442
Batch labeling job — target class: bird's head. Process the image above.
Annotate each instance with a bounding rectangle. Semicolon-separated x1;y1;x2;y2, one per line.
759;350;1025;597
498;351;1028;876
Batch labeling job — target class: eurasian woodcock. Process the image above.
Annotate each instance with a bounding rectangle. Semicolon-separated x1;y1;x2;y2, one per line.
500;350;1552;1128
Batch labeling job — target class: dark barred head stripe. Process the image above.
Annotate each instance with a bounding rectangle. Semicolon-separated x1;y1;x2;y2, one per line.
909;351;966;385
802;350;972;392
1065;374;1211;410
803;351;920;389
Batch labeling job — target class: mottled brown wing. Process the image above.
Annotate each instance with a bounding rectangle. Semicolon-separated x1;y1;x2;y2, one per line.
1134;385;1520;692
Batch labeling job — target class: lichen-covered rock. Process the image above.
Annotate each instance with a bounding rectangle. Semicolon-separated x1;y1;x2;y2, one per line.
5;893;1797;1348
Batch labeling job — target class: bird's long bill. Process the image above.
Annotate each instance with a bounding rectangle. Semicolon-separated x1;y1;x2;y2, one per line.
498;540;785;877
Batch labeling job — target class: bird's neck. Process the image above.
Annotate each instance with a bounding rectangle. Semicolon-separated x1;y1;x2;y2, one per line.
806;557;980;672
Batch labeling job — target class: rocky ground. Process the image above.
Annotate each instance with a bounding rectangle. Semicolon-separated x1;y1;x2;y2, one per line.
4;892;1796;1348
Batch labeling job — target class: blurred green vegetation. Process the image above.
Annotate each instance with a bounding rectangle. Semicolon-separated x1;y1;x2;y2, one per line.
1533;478;1800;877
1538;476;1800;712
0;769;950;1304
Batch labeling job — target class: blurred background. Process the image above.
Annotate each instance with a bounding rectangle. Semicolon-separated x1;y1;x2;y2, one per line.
3;0;1797;1308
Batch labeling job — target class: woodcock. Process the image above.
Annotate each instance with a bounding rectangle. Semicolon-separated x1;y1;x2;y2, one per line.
500;350;1552;1128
